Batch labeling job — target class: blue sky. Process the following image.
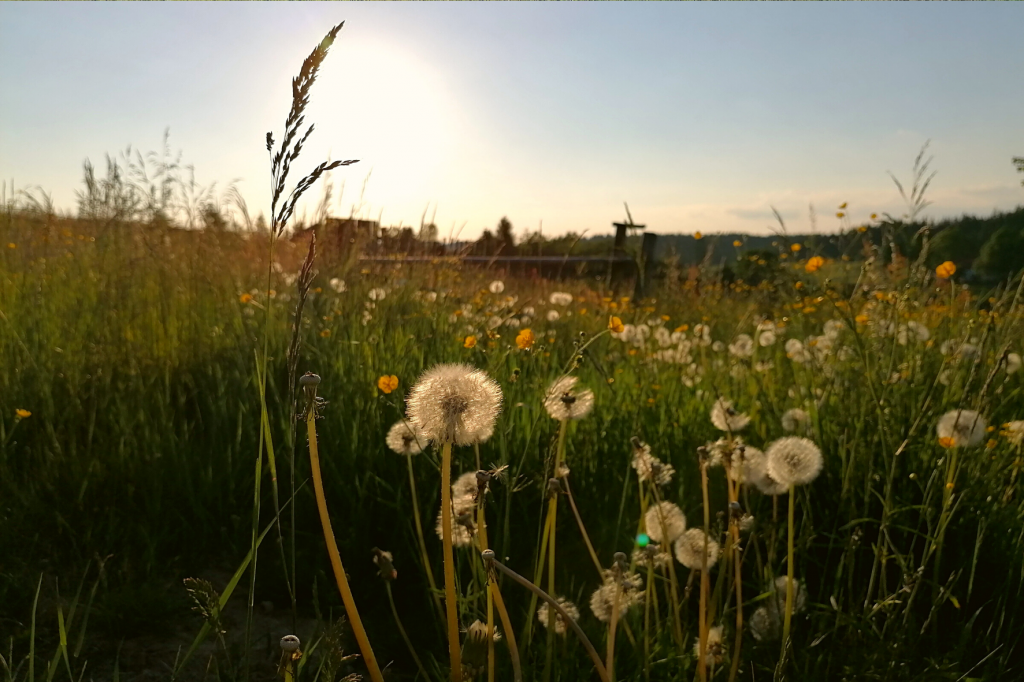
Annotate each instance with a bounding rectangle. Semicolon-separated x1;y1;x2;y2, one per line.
2;1;1023;239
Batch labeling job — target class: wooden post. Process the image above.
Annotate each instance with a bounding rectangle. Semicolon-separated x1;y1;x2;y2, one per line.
634;232;658;300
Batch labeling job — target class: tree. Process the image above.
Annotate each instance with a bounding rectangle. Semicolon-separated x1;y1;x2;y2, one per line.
496;216;515;253
1014;156;1024;186
975;223;1024;281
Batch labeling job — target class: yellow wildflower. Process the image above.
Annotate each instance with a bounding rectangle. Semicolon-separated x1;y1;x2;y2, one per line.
515;328;535;350
464;335;478;349
15;409;31;418
936;261;956;279
609;316;625;333
805;256;825;273
377;375;399;394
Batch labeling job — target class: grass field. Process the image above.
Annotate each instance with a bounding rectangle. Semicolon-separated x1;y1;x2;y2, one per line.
3;25;1024;682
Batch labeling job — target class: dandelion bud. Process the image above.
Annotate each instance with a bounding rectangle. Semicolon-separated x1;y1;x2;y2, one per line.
300;372;321;401
280;635;301;653
371;547;397;581
461;620;501;679
546;478;561;498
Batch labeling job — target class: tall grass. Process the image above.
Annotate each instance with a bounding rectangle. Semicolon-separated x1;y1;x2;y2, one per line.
2;29;1024;682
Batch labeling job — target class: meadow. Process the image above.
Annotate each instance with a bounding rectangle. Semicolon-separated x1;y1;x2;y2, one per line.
3;24;1024;682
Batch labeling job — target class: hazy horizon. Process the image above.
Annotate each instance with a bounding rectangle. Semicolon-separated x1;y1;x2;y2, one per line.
2;2;1023;239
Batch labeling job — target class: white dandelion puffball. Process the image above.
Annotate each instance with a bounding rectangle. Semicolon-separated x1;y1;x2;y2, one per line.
408;363;503;446
771;576;808;615
711;398;751;432
759;330;777;347
549;291;573;306
546;309;560;322
785;338;811;364
674;528;721;570
765;436;823;488
936;409;987;448
543;375;595;421
589;571;643;622
749;605;781;642
631;443;675;486
435;493;476;547
823;319;845;339
740;447;788;495
632;546;672;570
693;625;725;666
644;501;686;544
781;408;811;434
386;419;428;455
729;334;755;358
537;597;579;635
488;280;505;294
452;471;480;500
1006;352;1022;375
711;340;726;353
329;277;346;293
368;287;387;301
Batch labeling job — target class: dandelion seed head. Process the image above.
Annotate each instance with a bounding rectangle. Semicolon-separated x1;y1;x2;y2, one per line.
771;576;808;615
631;441;675;486
644;501;686;544
936;409;987;448
711;398;750;432
739;446;788;495
436;493;476;547
589;571;644;622
729;334;754;358
765;436;823;487
549;292;573;306
1006;352;1021;375
759;330;777;347
674;528;720;570
543;375;595;421
632;545;672;569
386;419;427;455
781;408;811;434
536;597;579;635
488;280;505;294
749;605;781;642
328;277;346;293
693;625;725;666
408;363;502;446
1002;420;1024;446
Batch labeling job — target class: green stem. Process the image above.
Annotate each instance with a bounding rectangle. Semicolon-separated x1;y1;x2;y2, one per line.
306;411;385;682
440;441;463;682
780;485;796;666
407;452;445;626
386;582;430;682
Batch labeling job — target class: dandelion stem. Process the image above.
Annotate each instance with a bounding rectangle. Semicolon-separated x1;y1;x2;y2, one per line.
488;579;523;682
305;409;384;682
440;441;464;682
564;478;605;577
698;461;710;682
406;452;445;626
486;552;609;682
543;419;567;682
780;485;796;667
726;475;743;682
385;582;430;682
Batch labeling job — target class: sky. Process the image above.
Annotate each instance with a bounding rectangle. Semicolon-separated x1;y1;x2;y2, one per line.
2;2;1023;240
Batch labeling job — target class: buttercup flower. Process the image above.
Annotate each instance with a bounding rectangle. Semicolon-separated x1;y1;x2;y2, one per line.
765;437;823;487
377;375;399;394
936;409;987;448
407;363;503;446
936;261;956;279
543;375;595;421
386;419;427;455
515;328;535;350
